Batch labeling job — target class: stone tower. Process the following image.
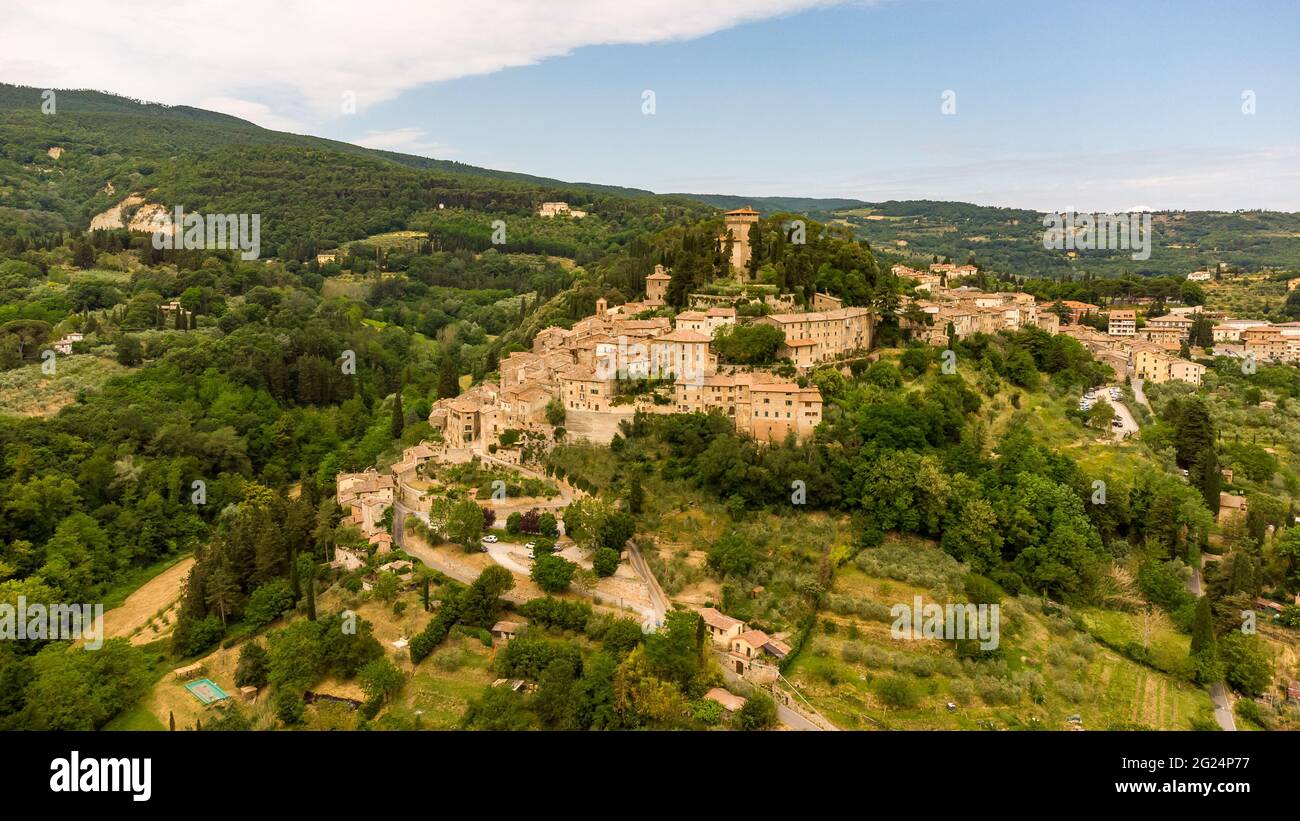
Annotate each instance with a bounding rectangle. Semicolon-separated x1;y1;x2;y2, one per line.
721;206;760;279
645;264;671;306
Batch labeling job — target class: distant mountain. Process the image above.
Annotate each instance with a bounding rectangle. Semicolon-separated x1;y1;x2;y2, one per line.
3;83;1299;276
676;191;1300;277
668;193;871;215
0;84;656;196
0;83;702;257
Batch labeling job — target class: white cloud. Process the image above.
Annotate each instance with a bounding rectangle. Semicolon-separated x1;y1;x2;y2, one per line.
198;97;308;134
350;127;454;157
0;0;849;128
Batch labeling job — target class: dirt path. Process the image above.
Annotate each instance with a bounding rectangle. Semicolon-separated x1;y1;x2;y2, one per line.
102;556;195;645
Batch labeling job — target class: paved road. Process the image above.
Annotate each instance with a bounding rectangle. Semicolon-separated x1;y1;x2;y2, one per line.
1109;399;1139;441
484;540;532;576
1131;378;1152;412
1210;682;1236;732
1184;553;1236;731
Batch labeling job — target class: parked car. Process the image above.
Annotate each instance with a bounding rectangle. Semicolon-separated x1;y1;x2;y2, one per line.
482;534;499;544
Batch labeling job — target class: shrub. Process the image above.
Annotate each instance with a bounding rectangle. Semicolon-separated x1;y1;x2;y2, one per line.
593;547;620;577
520;596;593;631
275;691;305;725
734;691;778;730
234;642;270;689
691;698;724;726
874;675;919;709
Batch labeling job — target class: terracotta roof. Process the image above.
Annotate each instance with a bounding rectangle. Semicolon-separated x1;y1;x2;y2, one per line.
654;328;711;344
698;607;742;631
704;687;747;712
735;629;770;648
1219;493;1248;510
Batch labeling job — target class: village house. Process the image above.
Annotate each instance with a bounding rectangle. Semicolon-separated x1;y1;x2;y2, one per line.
649;328;718;379
336;469;395;509
811;292;843;311
491;620;524;642
538;201;587;218
892;264;943;292
1129;342;1205;385
755;306;874;368
1212;319;1270;343
675;306;736;337
1059;300;1102;324
1145;315;1193;340
750;382;823;441
1107;309;1137;337
559;365;615;412
674;372;823;442
52;332;83;355
699;607;744;646
1218;492;1248;522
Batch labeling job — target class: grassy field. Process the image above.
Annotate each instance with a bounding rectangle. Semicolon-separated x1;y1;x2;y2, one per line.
785;541;1215;730
0;354;129;417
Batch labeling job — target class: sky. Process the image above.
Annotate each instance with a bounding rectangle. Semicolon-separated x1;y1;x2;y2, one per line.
3;0;1299;211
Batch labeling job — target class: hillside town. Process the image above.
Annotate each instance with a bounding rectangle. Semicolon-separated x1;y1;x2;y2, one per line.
894;261;1300;387
428;254;870;450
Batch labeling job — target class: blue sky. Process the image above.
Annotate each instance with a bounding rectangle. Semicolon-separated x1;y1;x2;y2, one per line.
7;0;1300;210
325;0;1300;210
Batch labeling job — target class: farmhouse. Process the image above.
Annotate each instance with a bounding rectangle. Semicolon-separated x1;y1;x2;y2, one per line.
699;607;744;646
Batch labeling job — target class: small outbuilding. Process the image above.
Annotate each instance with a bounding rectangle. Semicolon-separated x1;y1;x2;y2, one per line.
703;687;747;717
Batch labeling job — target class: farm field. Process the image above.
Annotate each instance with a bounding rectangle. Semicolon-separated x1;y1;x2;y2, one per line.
0;355;129;417
785;541;1216;731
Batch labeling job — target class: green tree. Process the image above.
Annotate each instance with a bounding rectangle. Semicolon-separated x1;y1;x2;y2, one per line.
531;554;576;593
546;397;566;426
627;474;644;515
234;642;270;689
735;690;778;729
391;389;405;439
115;334;143;366
1219;632;1272;696
437;355;460;399
593;547;620;577
359;657;404;705
447;499;485;549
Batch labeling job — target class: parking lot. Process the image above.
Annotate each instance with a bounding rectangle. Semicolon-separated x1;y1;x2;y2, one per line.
1078;385;1139;441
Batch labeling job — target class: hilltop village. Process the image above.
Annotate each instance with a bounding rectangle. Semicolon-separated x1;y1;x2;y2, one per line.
307;205;1300;731
358;208;1293;465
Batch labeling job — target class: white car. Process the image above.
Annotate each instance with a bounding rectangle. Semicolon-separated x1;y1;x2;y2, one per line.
524;542;536;550
481;534;499;544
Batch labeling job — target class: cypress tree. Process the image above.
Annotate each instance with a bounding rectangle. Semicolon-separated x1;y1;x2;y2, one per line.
391;388;405;439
